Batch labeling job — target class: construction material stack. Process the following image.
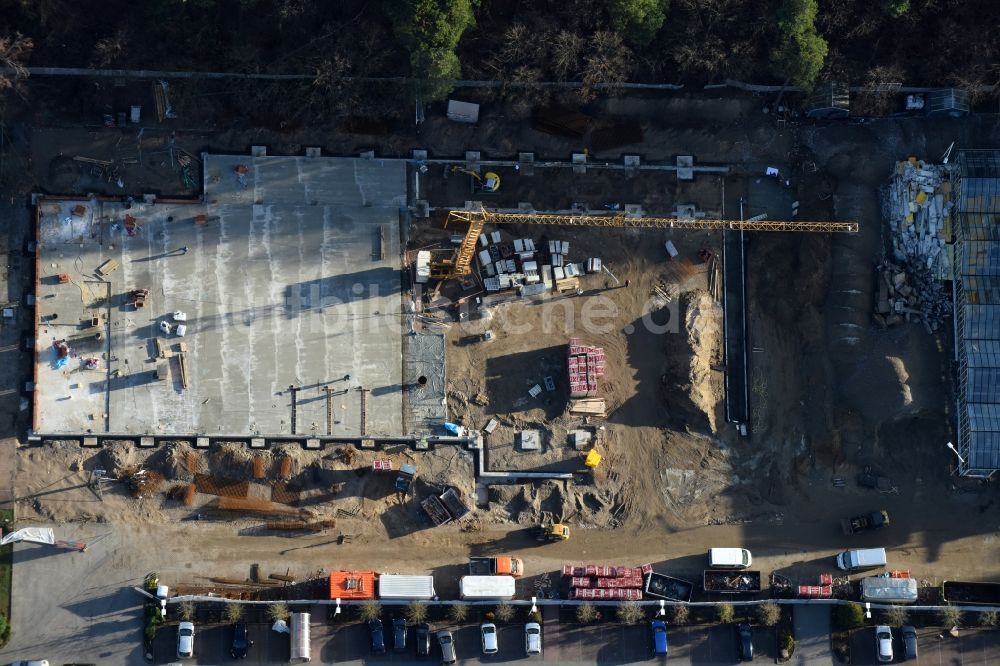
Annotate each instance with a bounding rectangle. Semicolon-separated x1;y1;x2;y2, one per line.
567;338;605;398
564;563;648;600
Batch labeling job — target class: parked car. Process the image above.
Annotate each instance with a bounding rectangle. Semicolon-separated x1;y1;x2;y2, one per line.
231;621;251;659
11;661;50;666
651;619;668;656
901;624;918;660
438;629;457;665
525;621;542;656
736;623;753;661
481;622;499;654
176;621;195;659
369;618;386;655
415;623;431;657
875;625;894;663
393;617;407;651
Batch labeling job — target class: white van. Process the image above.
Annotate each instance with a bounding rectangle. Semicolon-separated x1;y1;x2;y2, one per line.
708;548;752;569
836;547;887;571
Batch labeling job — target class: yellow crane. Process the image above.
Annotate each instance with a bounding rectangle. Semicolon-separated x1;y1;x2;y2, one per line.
430;208;859;280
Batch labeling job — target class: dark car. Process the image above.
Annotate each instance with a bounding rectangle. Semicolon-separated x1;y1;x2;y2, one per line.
737;623;754;661
369;618;386;655
393;617;407;651
901;625;918;660
231;621;251;659
415;622;431;657
651;619;668;656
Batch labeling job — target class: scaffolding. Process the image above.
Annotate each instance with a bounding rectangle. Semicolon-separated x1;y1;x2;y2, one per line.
954;150;1000;476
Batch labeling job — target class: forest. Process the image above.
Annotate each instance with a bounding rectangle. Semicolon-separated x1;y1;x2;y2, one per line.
0;0;997;116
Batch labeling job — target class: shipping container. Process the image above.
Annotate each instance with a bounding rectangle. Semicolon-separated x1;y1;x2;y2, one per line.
459;575;516;600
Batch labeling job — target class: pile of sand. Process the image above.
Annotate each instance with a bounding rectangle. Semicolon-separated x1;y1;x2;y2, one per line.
684;291;724;433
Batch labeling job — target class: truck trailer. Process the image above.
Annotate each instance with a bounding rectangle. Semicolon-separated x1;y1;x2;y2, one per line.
459;575;516;600
377;574;437;600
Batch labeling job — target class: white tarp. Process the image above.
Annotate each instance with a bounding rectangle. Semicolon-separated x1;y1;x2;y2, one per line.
0;527;55;546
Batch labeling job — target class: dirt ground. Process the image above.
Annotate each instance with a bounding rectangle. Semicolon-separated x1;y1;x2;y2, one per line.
5;84;1000;589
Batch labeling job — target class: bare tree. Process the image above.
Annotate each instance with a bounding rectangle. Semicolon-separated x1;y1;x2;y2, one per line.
178;601;195;621
550;31;584;80
581;31;632;100
0;33;33;99
616;601;645;624
223;603;244;624
494;602;515;622
671;605;690;624
358;600;382;622
267;603;290;623
576;603;600;623
882;606;908;626
406;602;428;624
91;28;127;68
448;604;468;622
757;602;781;627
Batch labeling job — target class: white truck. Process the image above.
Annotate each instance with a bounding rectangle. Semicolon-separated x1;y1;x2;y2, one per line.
459;575;516;600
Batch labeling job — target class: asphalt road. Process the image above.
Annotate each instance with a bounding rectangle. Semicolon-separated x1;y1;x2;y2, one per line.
151;619;776;665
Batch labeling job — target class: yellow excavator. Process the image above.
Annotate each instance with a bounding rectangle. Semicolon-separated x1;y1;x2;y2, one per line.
451;166;500;193
533;522;570;542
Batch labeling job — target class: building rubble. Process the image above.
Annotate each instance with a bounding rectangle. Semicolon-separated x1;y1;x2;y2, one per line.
878;158;954;332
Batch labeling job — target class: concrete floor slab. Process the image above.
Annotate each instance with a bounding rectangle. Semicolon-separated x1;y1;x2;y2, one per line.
34;155;407;437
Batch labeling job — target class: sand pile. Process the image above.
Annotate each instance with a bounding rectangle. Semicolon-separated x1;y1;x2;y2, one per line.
683;291;724;433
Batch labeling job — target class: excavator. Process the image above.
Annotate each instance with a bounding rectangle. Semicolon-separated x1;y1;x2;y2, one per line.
533;522;570;542
450;166;500;193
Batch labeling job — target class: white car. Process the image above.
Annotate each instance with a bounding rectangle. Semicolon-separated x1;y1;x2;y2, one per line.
875;625;893;663
525;622;542;656
481;622;498;654
177;621;195;659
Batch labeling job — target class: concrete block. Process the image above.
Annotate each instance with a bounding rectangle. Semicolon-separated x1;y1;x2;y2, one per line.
624;155;641;168
305;438;321;450
518;430;542;451
414;438;429;451
360;439;376;449
572;153;587;174
251;145;267;157
195;437;210;449
412;149;428;160
250;437;266;449
83;436;99;448
139;436;155;448
305;147;321;158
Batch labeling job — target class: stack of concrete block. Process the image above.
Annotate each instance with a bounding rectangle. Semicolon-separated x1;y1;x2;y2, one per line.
879;158;955;332
873;260;949;333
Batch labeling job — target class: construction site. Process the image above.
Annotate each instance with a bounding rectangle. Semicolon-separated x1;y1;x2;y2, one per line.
5;92;1000;637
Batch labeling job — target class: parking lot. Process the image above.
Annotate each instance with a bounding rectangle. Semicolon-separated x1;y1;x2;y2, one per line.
152;618;775;665
849;626;1000;665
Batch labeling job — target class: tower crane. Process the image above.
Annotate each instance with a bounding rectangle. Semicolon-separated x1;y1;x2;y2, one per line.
429;208;859;280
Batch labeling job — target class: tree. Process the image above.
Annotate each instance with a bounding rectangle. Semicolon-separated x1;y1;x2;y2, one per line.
833;603;865;630
0;611;9;647
581;31;633;100
494;602;515;622
757;602;781;626
716;603;735;624
406;602;428;624
616;601;644;624
978;610;998;628
223;603;244;623
608;0;668;47
448;604;468;622
939;606;961;628
769;0;827;89
671;605;689;624
267;603;290;623
386;0;479;100
883;606;908;626
576;603;600;623
359;600;382;622
178;601;195;622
